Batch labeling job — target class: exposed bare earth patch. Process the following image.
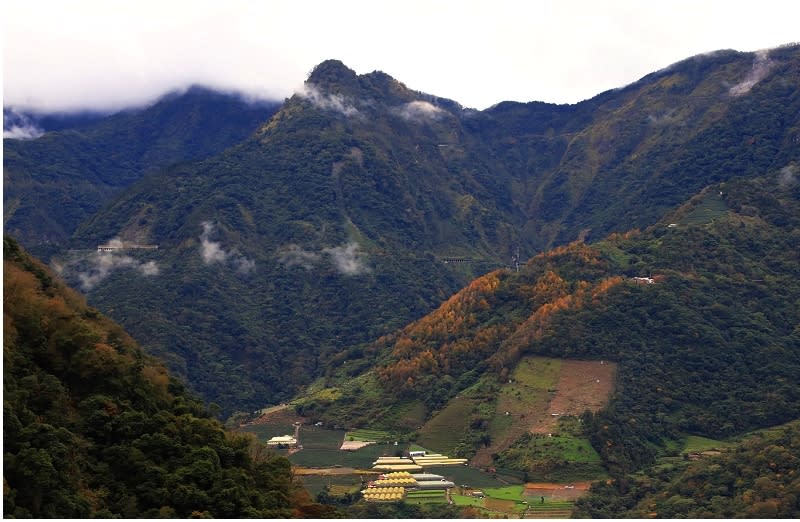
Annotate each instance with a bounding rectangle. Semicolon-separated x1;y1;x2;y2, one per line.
524;482;591;501
531;360;616;434
247;404;303;426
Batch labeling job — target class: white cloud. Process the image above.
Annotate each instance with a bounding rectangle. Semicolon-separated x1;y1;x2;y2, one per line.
4;1;799;112
198;221;255;273
278;241;370;275
394;100;445;122
200;222;229;264
55;237;161;291
3;123;45;140
277;244;321;270
3;109;45;139
778;165;798;188
296;84;360;117
323;242;370;276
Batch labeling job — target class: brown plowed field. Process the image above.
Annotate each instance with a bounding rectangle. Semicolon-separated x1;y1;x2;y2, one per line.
530;360;616;434
524;481;591;501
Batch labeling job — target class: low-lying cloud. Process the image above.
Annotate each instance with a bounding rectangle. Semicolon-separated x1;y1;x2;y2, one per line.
277;244;321;270
53;238;161;291
3;110;44;139
647;108;679;126
394;100;445;122
778;164;798;188
323;242;370;276
277;241;370;276
296;84;360;117
199;221;255;274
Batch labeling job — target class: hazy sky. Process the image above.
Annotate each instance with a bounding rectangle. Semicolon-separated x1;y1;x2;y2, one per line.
3;0;799;112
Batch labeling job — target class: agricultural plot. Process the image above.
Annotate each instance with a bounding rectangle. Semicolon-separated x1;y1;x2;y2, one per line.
298;475;363;497
345;428;391;442
426;465;514;489
452;486;529;516
679;192;728;226
533;359;617;434
474;357;562;467
404;489;446;505
523;500;575;518
299;425;347;449
289;443;396;468
417;396;478;454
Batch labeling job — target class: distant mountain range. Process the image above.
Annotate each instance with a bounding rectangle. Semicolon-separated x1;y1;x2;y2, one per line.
4;44;799;421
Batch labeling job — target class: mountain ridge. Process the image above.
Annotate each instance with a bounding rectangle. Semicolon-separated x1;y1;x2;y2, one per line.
6;44;800;418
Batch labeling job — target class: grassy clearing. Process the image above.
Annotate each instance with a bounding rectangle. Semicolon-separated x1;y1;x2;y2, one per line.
483;485;525;500
452;495;483;507
417;397;477;454
682;434;731;452
679;193;728;226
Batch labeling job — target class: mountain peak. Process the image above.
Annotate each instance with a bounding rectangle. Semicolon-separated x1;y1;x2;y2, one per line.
306;59;359;90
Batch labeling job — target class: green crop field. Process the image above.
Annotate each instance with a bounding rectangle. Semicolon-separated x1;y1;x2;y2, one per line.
299;426;346;449
483;485;525;500
452;494;483;507
417;397;478;454
288;443;397;468
425;465;516;489
346;428;391;442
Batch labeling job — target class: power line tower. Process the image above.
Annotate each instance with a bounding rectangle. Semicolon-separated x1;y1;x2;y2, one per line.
512;246;520;273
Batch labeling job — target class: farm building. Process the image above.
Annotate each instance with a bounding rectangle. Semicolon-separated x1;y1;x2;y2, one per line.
411;473;445;481
416;480;455;490
373;457;414;465
411;453;468;466
266;435;297;446
372;464;423;472
361;487;405;502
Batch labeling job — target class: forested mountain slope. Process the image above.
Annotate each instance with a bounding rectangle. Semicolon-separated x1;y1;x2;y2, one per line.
8;45;800;416
575;420;800;518
3;87;280;251
313;173;800;479
2;237;330;518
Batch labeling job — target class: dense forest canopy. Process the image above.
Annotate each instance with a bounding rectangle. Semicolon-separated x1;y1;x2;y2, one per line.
2;237;331;518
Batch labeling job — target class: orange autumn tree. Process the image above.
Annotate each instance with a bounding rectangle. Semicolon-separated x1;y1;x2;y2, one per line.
378;242;625;394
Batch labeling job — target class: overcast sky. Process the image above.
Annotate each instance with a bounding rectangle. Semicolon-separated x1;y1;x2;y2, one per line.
3;0;799;112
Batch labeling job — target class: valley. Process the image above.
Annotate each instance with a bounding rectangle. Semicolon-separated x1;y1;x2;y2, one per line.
4;43;800;517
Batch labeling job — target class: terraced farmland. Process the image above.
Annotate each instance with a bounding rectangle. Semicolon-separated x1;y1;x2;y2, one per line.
523;500;575;519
